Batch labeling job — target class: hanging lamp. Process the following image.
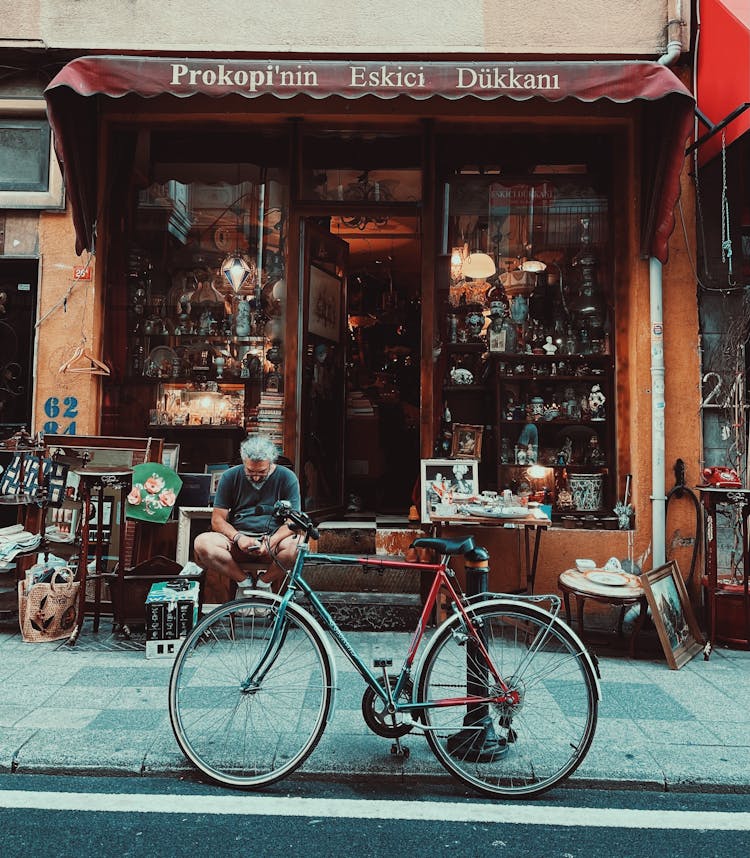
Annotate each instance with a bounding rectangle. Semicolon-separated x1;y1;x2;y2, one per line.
221;253;254;292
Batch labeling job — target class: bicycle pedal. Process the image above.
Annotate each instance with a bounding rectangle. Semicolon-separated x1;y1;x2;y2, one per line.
390;742;409;758
373;658;392;668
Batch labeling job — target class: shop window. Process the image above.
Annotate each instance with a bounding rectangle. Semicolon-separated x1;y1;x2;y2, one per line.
0;100;64;209
108;140;290;466
438;159;618;526
300;130;421;202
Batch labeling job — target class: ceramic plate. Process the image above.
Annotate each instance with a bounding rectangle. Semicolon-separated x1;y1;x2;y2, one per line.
586;570;630;587
466;506;527;518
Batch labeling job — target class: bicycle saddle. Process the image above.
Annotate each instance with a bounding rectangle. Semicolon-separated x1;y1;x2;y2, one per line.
412;536;475;556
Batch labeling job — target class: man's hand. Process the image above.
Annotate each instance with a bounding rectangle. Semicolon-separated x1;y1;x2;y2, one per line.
233;534;262;554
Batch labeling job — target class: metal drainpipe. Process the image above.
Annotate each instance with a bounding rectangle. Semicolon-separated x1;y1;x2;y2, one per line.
652;4;684;563
658;3;684;66
650;257;666;566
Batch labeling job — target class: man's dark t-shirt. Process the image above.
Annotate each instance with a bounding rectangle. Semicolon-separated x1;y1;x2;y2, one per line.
213;465;301;533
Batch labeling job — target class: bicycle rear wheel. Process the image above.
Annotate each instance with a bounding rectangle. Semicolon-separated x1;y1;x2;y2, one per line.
169;596;333;789
416;600;598;798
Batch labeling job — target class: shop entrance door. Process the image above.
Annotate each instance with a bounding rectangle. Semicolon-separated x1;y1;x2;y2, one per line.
0;259;36;436
298;222;348;516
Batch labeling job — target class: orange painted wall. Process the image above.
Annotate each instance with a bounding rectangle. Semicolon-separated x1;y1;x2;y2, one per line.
35;208;103;436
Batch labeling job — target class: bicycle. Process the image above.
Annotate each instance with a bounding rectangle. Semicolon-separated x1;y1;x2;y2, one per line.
169;501;600;798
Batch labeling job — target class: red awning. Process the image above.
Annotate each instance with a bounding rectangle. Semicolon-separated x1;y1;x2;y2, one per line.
696;0;750;164
44;56;694;261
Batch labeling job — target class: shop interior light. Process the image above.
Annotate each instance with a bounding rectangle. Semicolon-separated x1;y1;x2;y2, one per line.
221;253;253;292
462;251;496;280
450;244;467;280
520;258;547;273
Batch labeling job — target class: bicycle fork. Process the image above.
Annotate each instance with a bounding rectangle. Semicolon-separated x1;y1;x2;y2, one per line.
239;605;289;694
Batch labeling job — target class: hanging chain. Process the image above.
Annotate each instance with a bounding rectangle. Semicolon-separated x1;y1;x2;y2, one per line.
720;130;736;285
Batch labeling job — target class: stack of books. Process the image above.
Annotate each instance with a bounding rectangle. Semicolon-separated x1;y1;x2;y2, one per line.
248;391;284;449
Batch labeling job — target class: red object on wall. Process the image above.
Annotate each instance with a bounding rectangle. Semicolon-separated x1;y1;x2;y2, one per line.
696;0;750;164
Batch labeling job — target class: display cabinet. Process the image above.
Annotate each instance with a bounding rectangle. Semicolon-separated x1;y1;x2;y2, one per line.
107;167;290;467
494;351;614;516
438;168;617;523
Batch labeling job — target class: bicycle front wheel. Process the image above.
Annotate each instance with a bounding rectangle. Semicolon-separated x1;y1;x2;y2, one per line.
169;596;333;789
417;601;598;798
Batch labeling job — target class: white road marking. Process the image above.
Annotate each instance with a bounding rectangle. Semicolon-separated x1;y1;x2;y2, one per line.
0;790;748;830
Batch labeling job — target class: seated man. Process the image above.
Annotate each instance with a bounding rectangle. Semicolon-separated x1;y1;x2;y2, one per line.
193;434;301;594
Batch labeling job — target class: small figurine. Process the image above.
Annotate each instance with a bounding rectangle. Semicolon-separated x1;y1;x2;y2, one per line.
586;435;606;466
589;383;606;420
543;335;557;355
556;436;573;466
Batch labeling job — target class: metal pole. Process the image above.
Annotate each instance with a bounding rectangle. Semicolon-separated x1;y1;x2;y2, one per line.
650;256;666;566
446;545;507;762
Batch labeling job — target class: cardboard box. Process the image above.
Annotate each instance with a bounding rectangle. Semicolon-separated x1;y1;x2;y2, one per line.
144;580;200;643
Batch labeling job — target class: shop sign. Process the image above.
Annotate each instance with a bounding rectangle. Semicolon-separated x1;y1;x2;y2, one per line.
166;60;561;98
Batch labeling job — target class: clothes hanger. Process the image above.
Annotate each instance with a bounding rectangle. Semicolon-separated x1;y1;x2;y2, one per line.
59;338;111;376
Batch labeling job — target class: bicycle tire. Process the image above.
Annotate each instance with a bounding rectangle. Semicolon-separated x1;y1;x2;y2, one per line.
169;595;334;789
416;600;598;798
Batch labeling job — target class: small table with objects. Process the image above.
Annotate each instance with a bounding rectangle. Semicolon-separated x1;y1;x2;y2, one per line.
558;567;648;656
430;508;551;594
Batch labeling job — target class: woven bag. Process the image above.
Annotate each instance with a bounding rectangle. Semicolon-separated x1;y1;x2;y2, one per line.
18;572;80;643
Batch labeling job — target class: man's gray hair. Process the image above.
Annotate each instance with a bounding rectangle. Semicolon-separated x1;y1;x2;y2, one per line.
240;434;279;463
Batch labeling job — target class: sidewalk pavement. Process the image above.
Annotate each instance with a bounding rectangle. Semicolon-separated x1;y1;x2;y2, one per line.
1;617;749;793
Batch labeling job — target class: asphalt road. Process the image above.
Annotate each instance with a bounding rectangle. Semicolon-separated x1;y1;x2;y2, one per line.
1;773;749;858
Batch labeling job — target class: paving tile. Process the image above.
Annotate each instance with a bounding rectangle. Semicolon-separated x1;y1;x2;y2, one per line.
0;704;33;728
86;709;169;731
14;728;152;775
64;665;173;687
21;706;101;729
597;681;694;721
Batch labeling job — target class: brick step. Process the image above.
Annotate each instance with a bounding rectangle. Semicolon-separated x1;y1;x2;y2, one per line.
298;590;422;632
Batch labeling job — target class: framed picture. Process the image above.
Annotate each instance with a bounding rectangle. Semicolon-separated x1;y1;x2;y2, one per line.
451;424;484;459
161;442;180;471
640;560;704;669
176;506;214;566
419;458;479;524
204;462;230;501
308;265;342;342
488;327;507;353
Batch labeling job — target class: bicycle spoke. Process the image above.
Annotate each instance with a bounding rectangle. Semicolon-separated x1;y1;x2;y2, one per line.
417;602;597;798
169;599;333;788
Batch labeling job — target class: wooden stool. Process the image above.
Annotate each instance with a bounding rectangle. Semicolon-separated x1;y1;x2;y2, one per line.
558;568;648;657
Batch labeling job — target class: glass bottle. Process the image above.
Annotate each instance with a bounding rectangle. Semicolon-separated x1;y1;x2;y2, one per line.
565;326;577;356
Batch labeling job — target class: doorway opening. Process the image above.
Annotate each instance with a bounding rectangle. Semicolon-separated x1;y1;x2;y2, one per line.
340;215;422;516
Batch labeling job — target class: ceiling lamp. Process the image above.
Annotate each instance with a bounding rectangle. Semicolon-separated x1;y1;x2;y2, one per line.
462;252;496;280
221;253;254;292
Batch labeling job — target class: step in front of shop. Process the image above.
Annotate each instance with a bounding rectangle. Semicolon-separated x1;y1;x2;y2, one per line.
307;521;427;630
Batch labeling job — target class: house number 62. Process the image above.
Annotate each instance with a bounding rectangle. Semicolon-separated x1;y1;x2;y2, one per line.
42;396;79;435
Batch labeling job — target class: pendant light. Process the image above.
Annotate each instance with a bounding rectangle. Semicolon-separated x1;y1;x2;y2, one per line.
221;253;254;292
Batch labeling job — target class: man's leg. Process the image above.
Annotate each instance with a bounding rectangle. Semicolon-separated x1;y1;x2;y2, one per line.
193;531;248;585
260;524;302;585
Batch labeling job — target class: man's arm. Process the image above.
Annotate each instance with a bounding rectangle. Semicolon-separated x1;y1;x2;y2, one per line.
278;467;302;510
211;506;261;553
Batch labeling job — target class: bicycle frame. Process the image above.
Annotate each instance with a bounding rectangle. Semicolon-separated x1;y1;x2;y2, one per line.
244;538;518;717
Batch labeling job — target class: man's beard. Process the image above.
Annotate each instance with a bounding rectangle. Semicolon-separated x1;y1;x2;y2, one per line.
246;476;269;490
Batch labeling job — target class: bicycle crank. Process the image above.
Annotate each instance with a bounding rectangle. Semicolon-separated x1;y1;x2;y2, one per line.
361;675;414;738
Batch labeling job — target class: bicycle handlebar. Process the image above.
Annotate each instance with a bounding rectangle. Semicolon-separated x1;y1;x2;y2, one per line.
257;501;319;541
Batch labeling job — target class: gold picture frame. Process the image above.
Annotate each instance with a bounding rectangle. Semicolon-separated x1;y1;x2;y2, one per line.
451;423;484;459
640;560;704;670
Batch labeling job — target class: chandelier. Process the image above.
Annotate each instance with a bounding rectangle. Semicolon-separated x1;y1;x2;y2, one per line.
338;171;390;231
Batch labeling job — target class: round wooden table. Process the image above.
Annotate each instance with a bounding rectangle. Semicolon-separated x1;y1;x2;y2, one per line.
558;567;648;656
